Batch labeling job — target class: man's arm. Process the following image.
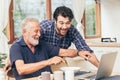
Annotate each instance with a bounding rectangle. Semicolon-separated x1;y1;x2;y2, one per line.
15;56;65;75
58;48;78;57
68;27;99;67
4;49;98;74
58;49;99;67
78;50;99;67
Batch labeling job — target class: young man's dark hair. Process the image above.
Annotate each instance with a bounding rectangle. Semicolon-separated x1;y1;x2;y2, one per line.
53;6;74;21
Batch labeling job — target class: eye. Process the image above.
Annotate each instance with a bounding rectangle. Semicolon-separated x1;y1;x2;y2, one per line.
59;22;64;25
66;22;70;25
34;30;39;33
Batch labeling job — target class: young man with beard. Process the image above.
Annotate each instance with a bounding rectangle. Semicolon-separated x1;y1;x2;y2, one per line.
9;18;81;80
40;6;99;67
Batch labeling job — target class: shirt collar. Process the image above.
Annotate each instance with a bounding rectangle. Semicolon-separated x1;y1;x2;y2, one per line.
16;36;27;46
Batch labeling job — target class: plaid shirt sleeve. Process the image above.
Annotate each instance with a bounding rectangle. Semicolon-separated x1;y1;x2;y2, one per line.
70;26;93;53
40;20;52;32
40;20;53;38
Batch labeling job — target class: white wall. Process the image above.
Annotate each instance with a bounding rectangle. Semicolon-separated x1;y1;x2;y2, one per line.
101;0;120;42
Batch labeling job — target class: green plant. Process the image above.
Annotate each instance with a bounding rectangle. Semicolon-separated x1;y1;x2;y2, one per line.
0;53;7;68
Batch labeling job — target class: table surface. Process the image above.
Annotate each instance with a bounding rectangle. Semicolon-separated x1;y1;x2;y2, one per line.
22;71;120;80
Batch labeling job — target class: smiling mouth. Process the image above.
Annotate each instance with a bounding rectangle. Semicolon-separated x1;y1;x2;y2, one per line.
61;29;67;33
34;36;39;40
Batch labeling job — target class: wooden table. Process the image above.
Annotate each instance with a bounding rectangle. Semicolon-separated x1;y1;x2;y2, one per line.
22;77;39;80
22;71;120;80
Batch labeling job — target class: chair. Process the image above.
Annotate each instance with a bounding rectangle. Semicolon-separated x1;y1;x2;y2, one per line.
5;69;14;80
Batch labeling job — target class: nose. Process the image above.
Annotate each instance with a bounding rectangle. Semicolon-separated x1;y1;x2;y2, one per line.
63;24;67;29
37;31;41;37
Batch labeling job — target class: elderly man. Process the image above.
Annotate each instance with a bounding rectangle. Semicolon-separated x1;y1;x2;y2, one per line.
9;17;82;80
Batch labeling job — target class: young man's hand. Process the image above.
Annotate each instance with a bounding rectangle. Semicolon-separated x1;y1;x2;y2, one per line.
78;51;99;67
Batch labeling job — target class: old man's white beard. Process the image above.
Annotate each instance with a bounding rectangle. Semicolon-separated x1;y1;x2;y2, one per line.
28;36;39;46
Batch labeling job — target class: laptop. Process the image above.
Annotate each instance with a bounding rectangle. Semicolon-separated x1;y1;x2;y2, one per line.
75;51;118;80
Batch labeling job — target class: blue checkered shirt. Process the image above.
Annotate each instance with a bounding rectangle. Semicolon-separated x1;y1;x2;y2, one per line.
40;20;93;53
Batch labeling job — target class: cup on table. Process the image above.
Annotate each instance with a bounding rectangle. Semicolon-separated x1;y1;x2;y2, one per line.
41;71;51;80
53;71;63;80
65;70;74;80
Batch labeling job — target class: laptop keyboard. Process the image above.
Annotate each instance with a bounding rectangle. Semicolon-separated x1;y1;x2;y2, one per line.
84;74;96;78
75;71;96;80
75;71;92;76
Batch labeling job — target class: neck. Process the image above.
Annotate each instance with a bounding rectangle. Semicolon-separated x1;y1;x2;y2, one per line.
28;45;35;53
56;29;64;39
57;34;63;39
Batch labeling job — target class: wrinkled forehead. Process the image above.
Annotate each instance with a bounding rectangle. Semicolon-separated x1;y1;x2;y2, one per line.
25;21;41;31
27;21;40;27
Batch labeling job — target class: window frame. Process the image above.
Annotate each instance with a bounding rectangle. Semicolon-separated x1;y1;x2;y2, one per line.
7;0;15;44
83;1;101;39
7;0;52;44
7;0;101;44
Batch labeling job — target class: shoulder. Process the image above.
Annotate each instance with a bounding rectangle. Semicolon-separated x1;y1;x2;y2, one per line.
40;20;54;27
11;39;20;48
68;25;79;34
40;20;55;33
40;19;53;23
10;37;26;49
69;24;77;30
10;40;21;55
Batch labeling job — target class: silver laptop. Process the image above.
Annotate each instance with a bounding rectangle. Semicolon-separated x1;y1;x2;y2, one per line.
75;51;118;80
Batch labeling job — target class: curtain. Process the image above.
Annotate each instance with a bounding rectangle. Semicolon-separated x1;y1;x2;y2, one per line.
72;0;85;38
0;0;11;54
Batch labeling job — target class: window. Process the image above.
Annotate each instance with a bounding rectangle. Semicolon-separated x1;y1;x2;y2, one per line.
84;0;101;38
7;0;101;43
14;0;46;38
8;0;47;43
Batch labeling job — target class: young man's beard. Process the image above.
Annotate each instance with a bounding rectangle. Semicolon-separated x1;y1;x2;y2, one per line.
28;36;39;46
56;27;67;37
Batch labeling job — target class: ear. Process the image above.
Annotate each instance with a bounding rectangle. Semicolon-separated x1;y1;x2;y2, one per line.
22;28;26;34
54;19;57;24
